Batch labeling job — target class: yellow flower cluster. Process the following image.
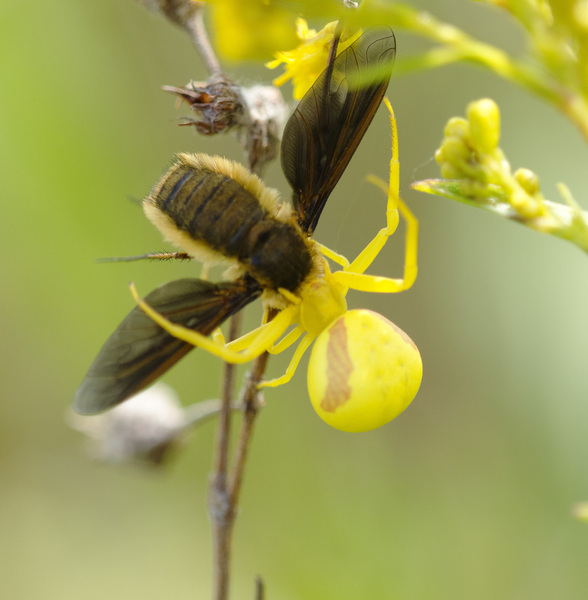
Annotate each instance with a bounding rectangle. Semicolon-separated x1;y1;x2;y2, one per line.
266;19;360;99
413;98;588;253
435;98;548;220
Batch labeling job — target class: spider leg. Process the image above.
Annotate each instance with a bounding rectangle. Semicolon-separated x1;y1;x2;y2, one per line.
258;333;315;388
330;98;418;294
267;325;304;355
225;322;303;355
316;242;350;269
130;283;298;364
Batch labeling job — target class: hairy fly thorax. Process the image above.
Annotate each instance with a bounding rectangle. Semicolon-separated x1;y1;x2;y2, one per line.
143;153;324;308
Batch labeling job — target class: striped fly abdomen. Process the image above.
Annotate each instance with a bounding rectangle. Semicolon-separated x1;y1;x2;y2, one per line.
143;153;314;293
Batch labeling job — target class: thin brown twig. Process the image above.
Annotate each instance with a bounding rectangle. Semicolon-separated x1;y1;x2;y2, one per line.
228;345;271;508
184;2;223;76
210;311;243;600
210;306;275;600
144;0;222;76
255;575;265;600
216;313;242;476
147;3;277;596
208;101;277;592
207;86;276;594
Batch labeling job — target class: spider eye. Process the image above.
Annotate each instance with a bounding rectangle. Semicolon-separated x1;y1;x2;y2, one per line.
307;309;422;432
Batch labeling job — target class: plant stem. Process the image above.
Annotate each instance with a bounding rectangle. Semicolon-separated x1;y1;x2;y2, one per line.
138;2;277;596
255;575;265;600
210;312;241;600
228;340;271;509
185;3;223;77
209;309;275;600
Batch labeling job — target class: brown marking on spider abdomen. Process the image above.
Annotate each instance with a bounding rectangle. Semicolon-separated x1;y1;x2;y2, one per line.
321;317;353;412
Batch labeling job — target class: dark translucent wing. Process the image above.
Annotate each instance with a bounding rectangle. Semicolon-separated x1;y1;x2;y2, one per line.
73;277;261;415
281;27;396;234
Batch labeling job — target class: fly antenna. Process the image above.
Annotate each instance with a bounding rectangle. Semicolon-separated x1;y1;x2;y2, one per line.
96;252;192;263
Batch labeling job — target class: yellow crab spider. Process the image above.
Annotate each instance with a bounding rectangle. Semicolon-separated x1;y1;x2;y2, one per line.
74;29;422;430
130;98;422;432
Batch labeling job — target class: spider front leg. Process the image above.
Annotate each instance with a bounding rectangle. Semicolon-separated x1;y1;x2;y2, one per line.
130;283;298;364
330;98;418;294
315;242;350;269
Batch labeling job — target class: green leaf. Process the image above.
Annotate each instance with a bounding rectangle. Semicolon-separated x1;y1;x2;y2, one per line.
412;178;588;253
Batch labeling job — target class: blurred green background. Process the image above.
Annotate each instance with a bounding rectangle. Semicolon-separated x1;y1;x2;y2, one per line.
2;1;588;598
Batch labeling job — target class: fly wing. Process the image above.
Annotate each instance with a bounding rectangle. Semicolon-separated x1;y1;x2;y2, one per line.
73;277;261;415
281;27;396;234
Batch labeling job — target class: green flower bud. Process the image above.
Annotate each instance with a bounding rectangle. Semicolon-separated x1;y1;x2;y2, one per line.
514;167;541;197
467;98;501;154
436;136;472;166
439;163;464;180
444;116;469;140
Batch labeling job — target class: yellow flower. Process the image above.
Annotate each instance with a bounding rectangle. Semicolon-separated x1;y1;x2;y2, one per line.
267;19;361;99
207;0;298;61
